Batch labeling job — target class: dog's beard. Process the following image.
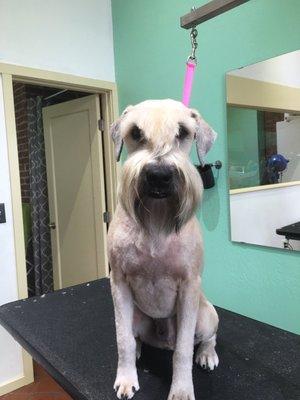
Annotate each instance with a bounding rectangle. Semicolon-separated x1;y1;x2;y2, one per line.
119;150;202;235
121;169;201;236
134;191;181;235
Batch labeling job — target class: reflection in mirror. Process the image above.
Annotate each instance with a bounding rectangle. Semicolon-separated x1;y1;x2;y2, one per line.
228;108;300;189
226;50;300;251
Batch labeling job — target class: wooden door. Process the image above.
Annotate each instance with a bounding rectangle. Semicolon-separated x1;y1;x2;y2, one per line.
43;95;108;289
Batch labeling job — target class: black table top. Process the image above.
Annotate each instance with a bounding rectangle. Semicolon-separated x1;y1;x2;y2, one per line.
0;278;299;400
276;221;300;240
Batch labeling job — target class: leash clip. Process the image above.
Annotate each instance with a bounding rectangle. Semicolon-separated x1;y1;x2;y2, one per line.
187;27;198;64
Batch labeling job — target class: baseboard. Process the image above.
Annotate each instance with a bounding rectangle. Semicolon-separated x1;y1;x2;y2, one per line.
0;373;34;396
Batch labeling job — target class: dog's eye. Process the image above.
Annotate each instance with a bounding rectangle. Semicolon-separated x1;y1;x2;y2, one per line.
177;124;189;140
130;125;143;142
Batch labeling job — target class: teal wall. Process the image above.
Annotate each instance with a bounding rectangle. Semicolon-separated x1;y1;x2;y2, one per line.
227;107;260;189
112;0;300;334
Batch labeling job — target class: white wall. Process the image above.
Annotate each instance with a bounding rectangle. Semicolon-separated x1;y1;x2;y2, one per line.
230;185;300;251
0;76;24;386
229;50;300;89
0;0;115;392
0;0;115;81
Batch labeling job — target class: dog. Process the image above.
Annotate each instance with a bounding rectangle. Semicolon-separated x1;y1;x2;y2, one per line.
108;99;219;400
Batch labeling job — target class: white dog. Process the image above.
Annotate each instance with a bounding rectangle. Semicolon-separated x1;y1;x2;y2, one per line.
108;99;219;400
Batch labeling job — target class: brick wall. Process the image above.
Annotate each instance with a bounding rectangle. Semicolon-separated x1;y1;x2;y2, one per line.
263;111;284;158
264;111;284;132
13;82;30;203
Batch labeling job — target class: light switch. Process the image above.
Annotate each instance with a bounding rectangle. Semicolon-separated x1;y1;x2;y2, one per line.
0;203;6;223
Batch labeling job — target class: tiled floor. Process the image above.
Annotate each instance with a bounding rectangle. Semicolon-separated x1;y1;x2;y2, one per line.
1;362;72;400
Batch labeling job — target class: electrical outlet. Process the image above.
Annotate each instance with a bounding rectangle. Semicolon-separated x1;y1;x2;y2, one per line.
0;203;6;223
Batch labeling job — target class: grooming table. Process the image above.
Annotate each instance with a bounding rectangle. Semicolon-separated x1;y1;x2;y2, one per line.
0;279;299;400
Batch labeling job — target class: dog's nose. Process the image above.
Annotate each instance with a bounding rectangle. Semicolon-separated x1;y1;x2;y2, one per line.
146;165;173;188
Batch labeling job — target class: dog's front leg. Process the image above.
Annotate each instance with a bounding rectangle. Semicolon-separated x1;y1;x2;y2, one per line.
168;278;200;400
111;271;139;399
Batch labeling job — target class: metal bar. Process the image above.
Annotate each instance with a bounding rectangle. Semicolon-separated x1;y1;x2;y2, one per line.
180;0;250;29
44;88;68;101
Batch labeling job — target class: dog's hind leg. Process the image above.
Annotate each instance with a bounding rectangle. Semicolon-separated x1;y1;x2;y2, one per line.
194;294;219;371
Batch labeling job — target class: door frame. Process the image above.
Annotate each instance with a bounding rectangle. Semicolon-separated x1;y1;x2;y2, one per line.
0;63;119;395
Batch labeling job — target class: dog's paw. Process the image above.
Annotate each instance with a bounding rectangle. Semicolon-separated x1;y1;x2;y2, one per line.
195;347;219;371
114;368;140;399
167;385;195;400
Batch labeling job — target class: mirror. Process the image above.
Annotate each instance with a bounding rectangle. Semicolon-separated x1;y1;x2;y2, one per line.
226;50;300;251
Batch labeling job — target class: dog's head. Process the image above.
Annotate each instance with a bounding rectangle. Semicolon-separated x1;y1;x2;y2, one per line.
111;99;217;233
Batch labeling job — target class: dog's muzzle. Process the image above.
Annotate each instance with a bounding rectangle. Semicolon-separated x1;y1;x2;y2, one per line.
142;164;174;199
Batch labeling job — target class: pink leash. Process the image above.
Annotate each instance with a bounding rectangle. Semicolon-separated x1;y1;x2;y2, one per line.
182;60;196;107
182;27;198;107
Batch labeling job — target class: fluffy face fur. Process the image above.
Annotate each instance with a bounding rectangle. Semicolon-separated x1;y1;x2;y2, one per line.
111;99;216;234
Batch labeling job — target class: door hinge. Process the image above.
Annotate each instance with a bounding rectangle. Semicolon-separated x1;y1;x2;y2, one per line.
103;211;110;224
98;118;105;132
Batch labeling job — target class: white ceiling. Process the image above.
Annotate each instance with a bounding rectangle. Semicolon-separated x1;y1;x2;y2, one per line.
228;50;300;88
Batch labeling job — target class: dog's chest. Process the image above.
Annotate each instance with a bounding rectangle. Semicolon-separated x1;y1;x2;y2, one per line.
122;233;188;278
129;273;178;318
109;212;203;318
120;234;194;318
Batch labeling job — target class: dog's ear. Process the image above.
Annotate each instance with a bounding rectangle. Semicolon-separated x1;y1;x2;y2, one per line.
110;105;133;161
191;109;217;166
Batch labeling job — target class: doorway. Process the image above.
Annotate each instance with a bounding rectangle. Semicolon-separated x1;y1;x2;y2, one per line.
0;64;118;394
13;82;109;294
